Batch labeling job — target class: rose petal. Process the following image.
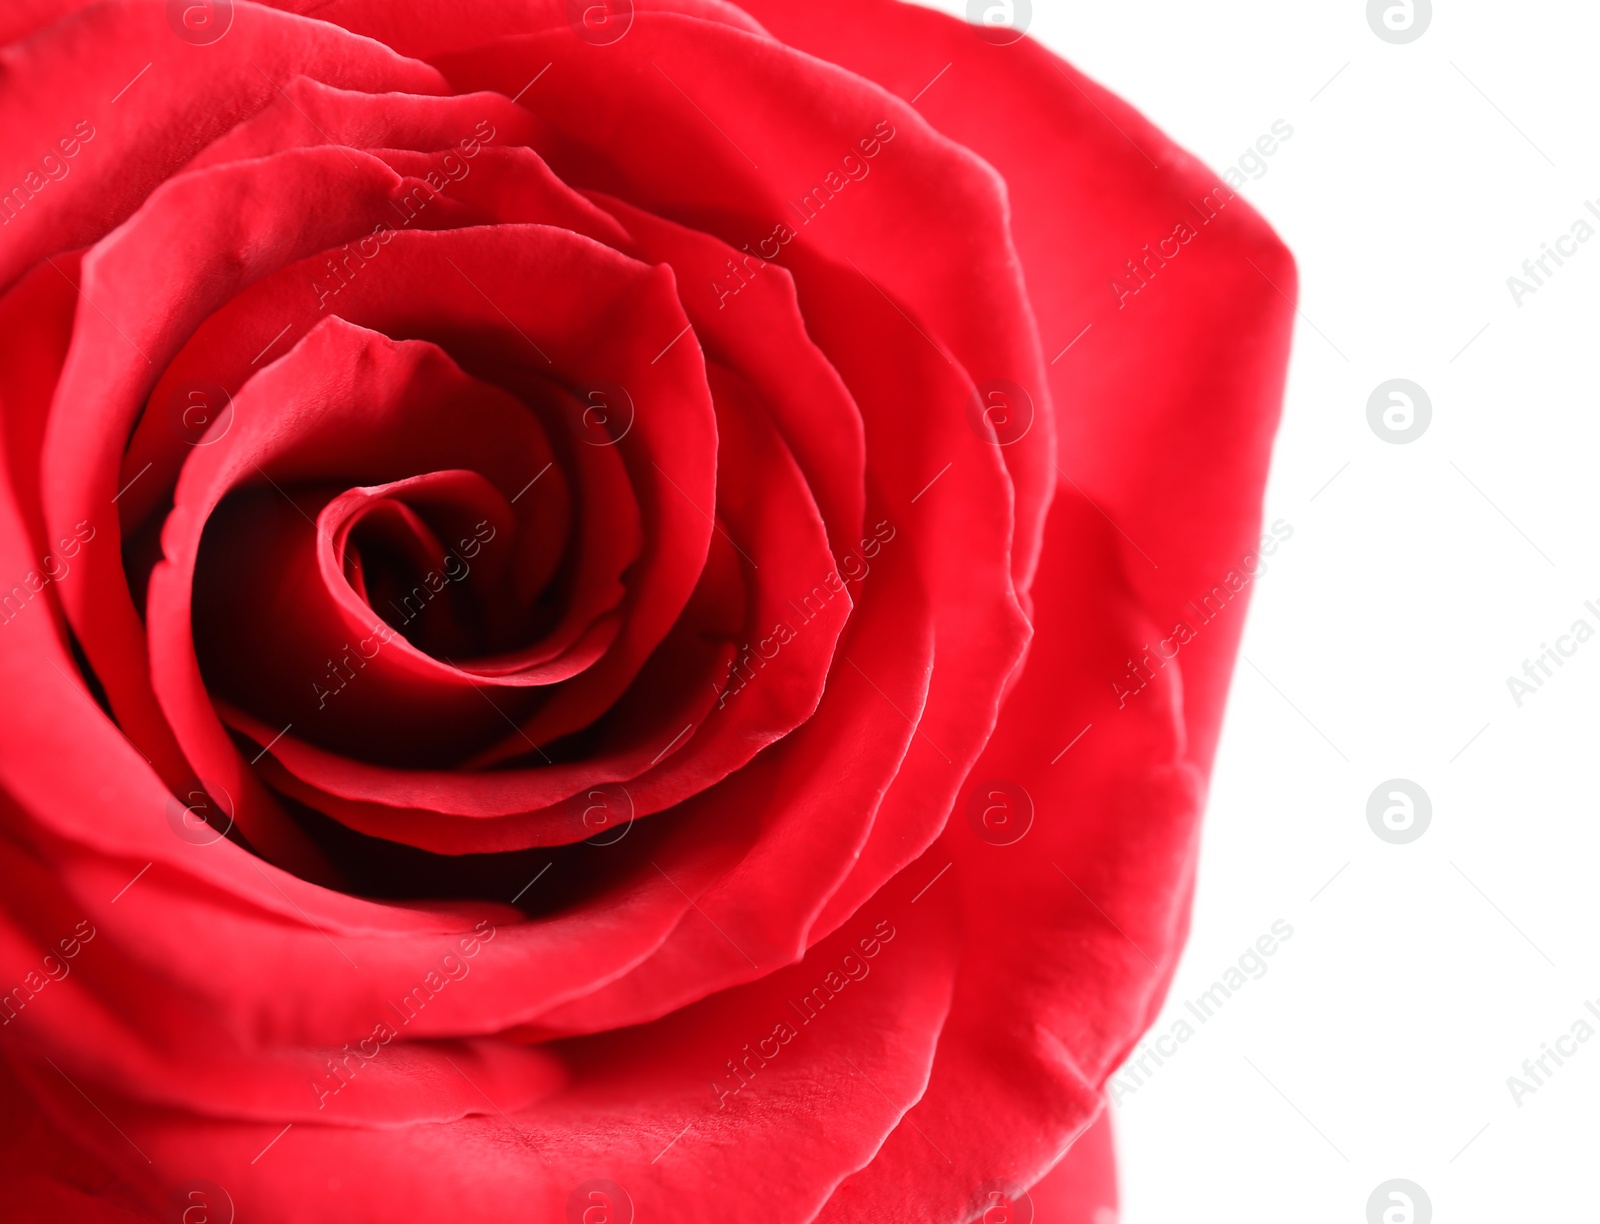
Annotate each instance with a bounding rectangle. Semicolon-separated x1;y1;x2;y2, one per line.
0;0;444;288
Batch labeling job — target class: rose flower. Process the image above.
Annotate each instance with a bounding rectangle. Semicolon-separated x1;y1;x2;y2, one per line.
0;1;1294;1220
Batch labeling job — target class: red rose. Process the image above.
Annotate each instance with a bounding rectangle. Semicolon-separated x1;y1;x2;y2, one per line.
0;1;1293;1220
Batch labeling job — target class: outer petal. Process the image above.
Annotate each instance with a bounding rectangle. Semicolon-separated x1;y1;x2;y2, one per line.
0;0;445;288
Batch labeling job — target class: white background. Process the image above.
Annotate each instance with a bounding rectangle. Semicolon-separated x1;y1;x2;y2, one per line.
909;2;1600;1220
